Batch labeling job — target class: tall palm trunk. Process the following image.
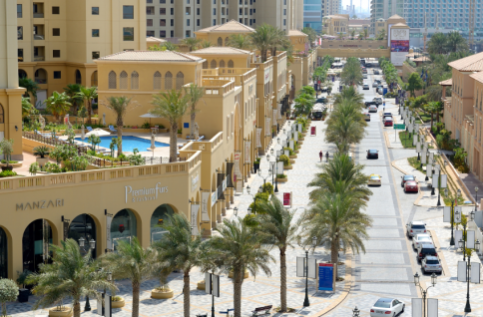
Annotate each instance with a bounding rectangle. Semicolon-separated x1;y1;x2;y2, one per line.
73;302;81;317
190;110;196;137
280;248;287;312
169;122;178;162
117;118;123;155
183;272;190;317
233;268;243;317
331;238;339;277
430;111;434;130
132;281;140;317
261;49;268;63
87;100;92;125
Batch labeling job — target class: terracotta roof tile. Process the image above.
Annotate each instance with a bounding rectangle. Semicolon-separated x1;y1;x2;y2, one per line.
448;52;483;71
469;71;483;83
288;30;308;37
191;47;252;55
146;37;167;43
98;51;203;62
196;20;255;33
439;78;453;86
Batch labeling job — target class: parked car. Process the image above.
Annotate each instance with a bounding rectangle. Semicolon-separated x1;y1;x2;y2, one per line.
417;243;438;263
320;86;328;92
373;97;383;105
370;298;405;317
363;74;368;79
362;68;367;74
374;69;380;75
421;256;442;274
368;105;378;113
363;84;370;90
365;113;371;121
316;97;327;104
368;174;382;186
367;149;379;159
384;117;393;127
404;180;418;193
401;175;416;187
365;101;377;107
412;234;433;250
383;112;392;118
407;221;427;238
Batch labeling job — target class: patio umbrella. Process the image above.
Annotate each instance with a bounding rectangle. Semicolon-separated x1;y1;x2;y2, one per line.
81;124;85;140
140;113;161;127
86;128;110;137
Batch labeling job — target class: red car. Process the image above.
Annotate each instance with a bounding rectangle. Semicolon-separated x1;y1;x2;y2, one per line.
384;118;393;127
404;180;419;193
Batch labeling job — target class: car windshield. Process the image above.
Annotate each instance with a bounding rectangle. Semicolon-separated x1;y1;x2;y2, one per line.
369;150;377;153
418;236;431;241
412;225;425;229
404;176;415;180
371;176;380;179
426;259;439;264
422;248;436;253
374;300;391;308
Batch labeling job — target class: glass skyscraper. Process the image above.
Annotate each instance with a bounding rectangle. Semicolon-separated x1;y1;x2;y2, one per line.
304;0;323;31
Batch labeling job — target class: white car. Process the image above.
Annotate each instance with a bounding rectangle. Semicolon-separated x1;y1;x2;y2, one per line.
368;105;378;113
412;234;433;250
370;298;405;317
406;221;427;238
421;256;442;274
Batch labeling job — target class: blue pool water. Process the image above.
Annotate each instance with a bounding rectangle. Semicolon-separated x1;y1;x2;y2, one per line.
75;136;169;152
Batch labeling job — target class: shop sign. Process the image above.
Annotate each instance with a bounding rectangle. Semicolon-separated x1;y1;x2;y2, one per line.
222;178;227;192
125;182;168;203
211;191;218;207
191;173;199;192
16;199;64;211
190;204;200;235
283;192;292;207
201;192;211;221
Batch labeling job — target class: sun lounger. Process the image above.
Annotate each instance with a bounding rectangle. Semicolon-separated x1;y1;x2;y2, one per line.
109;125;117;133
86;126;93;132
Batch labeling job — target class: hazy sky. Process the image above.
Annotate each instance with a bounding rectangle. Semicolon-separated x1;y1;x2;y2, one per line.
341;0;370;13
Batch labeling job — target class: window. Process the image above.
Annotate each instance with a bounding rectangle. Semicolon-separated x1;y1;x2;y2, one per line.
147;0;153;3
211;60;217;68
147;19;153;26
108;71;117;89
283;19;286;26
123;27;134;41
160;0;166;2
170;8;174;14
53;71;61;79
228;60;234;68
160;19;166;26
17;4;22;18
165;72;173;90
197;8;200;15
213;19;216;25
92;51;100;59
92;7;99;15
147;6;155;15
53;50;61;58
18;49;23;62
170;30;174;37
52;28;60;36
187;19;190;26
92;29;100;37
160;30;166;38
213;8;216;15
186;30;191;37
17;26;23;40
123;6;134;19
283;9;286;15
176;72;184;90
52;6;60;14
197;19;200;26
147;30;155;36
171;19;174;26
160;8;166;15
120;71;128;89
131;71;139;90
153;71;162;90
219;60;225;68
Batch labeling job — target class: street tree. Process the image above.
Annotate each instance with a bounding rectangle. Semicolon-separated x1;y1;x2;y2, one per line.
103;96;133;156
405;72;424;97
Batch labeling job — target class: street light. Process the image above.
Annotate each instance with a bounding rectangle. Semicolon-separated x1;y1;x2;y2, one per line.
475;186;479;211
302;236;318;307
267;152;281;193
257;168;272;184
79;237;96;311
413;272;437;317
352;306;360;317
462;238;480;313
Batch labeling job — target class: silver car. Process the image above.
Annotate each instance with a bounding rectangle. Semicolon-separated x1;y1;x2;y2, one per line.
412;234;433;250
406;221;427;238
421;256;442;274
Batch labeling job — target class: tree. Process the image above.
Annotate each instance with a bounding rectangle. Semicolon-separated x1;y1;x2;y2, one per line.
405;72;424;97
293;93;315;116
19;77;39;100
350;30;356;40
337;32;344;40
0;279;18;317
358;33;364;40
301;27;317;45
333;86;364;106
181;37;202;52
445;31;468;53
155;214;204;317
184;84;204;138
45;91;71;123
63;84;84;115
424;101;441;130
363;29;369;39
250;24;277;62
88;135;101;153
427;32;447;54
376;29;386;40
27;239;116;317
325;100;367;151
206;219;273;317
151;90;190;162
22;97;35;118
101;237;158;317
226;34;253;50
77;86;98;125
200;40;213;48
340;57;363;86
104;96;132;156
256;196;297;312
148;42;179;51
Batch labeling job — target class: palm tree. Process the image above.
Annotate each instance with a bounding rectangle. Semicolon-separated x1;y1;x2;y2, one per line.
77;86;98;124
427;32;447;54
226;34;253;50
351;30;356;40
332;86;364;106
256;196;297;312
340;57;363;86
300;191;372;276
101;237;158;317
19;77;39;100
207;219;273;317
424;101;441;130
148;42;179;51
200;40;213;48
104;96;132;156
269;28;290;57
363;29;369;39
45;91;71;123
184;84;204;138
301;27;317;45
155;214;203;317
21;97;35;118
325;100;367;147
337;32;344;40
63;84;83;115
26;239;116;317
358;34;364;40
445;31;468;53
293;93;315;116
151;90;190;162
181;37;202;52
250;24;276;62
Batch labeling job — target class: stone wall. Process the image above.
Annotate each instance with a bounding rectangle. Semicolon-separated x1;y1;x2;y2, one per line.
321;40;388;49
317;47;390;59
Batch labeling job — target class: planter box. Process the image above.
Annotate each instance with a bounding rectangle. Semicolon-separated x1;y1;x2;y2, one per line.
228;270;249;279
197;280;205;290
18;289;29;303
290;159;295;164
0;162;22;168
276;177;288;183
284;165;293;170
151;289;174;299
289;155;297;159
49;307;73;317
36;157;49;167
111;297;126;308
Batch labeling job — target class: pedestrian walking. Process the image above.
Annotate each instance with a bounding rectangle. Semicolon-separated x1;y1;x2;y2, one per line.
326;151;329;162
319;151;323;162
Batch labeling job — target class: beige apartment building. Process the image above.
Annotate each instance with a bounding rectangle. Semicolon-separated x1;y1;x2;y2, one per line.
16;0;146;106
146;0;304;40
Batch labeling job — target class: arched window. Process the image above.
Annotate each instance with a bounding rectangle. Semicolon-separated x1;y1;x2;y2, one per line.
210;60;217;69
202;61;208;69
108;71;117;89
0;104;4;124
131;71;139;90
75;70;82;85
165;71;173;90
217;37;223;46
219;60;226;68
18;69;27;79
120;71;128;89
153;71;162;90
176;72;185;90
228;60;234;68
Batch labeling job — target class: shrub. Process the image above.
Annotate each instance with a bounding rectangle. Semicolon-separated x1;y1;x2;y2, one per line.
262;182;274;194
141;122;151;129
283;147;294;156
33;146;50;158
29;162;41;175
0;160;18;164
0;278;19;316
279;154;290;166
276;174;286;179
0;170;18;178
42;162;62;174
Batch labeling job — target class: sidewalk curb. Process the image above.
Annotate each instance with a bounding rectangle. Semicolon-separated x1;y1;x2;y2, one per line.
428;229;451;277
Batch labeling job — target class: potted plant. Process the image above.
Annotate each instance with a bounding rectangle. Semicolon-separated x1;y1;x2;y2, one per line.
0;139;14;172
253;157;261;173
280;154;292;170
276;174;287;183
151;267;174;300
0;278;19;315
33;146;50;167
16;270;32;303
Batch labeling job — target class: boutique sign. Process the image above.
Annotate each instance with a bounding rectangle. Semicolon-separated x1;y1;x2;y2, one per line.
125;182;168;203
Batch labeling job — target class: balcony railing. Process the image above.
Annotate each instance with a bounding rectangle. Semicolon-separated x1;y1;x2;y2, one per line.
33;56;45;62
33;13;44;18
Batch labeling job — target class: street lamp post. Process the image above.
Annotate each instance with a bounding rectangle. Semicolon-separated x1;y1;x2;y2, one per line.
414;272;437;317
257;168;272;185
437;170;442;206
475;186;479;211
303;236;317;307
79;237;96;311
459;224;480;313
353;306;360;317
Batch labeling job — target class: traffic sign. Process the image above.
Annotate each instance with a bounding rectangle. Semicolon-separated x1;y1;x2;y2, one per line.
394;124;405;130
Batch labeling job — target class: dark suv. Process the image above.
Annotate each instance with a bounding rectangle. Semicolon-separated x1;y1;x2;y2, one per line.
417;243;437;263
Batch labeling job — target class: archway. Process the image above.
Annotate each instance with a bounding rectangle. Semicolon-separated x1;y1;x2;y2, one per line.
150;204;175;243
18;69;27;79
0;227;7;278
91;71;98;87
22;219;53;273
75;70;82;85
34;69;47;84
111;209;137;250
68;214;97;259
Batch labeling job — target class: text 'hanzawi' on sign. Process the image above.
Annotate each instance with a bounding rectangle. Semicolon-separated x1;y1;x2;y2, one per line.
125;182;168;203
16;199;65;211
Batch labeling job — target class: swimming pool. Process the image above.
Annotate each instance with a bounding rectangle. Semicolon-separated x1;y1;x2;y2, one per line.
75;136;169;152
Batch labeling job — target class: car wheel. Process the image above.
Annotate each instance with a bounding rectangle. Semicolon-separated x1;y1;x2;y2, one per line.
402;305;405;313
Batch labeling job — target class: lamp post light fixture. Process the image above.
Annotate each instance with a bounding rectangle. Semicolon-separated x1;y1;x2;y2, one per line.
475;186;479;211
353;306;360;317
463;239;480;313
414;272;437;317
257;169;272;185
79;237;96;311
302;236;318;307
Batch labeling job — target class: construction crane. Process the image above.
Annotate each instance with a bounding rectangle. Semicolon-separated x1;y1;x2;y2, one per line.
469;0;476;50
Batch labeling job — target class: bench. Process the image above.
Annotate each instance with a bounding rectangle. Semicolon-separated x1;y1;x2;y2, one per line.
251;305;272;316
219;308;234;316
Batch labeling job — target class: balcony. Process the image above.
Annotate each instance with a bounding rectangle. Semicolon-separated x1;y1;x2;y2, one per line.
33;2;44;18
33;25;45;40
33;46;45;62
